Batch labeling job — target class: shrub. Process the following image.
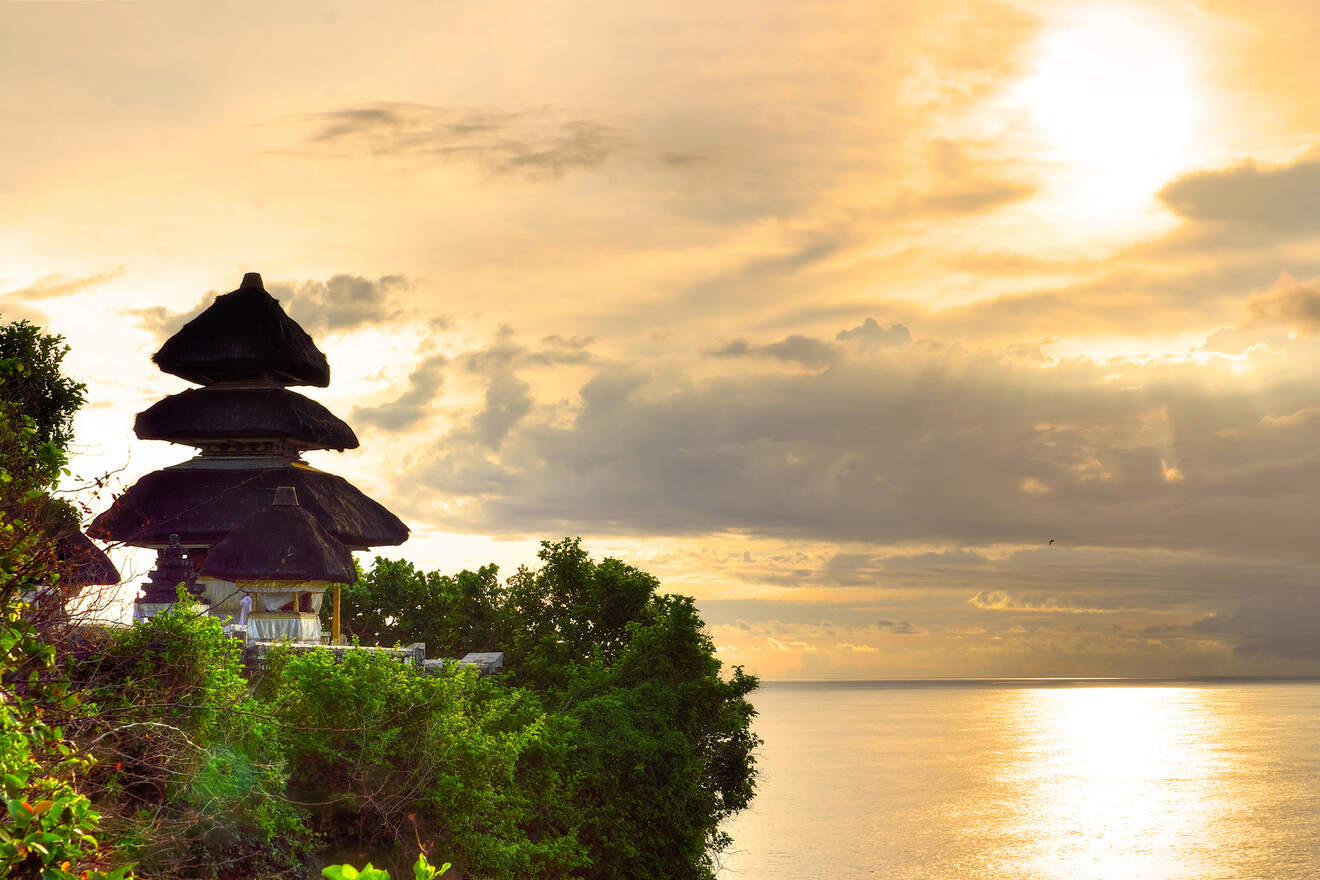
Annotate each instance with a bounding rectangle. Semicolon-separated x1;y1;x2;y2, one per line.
267;647;584;879
73;598;311;878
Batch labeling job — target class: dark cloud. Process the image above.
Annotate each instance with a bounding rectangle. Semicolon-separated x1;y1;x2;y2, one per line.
711;339;750;357
836;318;910;347
1243;275;1320;333
874;619;917;634
1194;596;1320;661
968;590;1116;614
398;340;1320;574
272;274;409;337
465;324;594;374
354;322;593;437
472;374;533;450
351;354;447;432
540;334;595;350
579;368;650;419
759;335;837;368
298;102;620;180
126;273;409;340
700;600;902;630
1159;155;1320;233
710;334;837;368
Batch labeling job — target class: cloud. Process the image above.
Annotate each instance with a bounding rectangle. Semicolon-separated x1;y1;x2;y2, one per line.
127;273;409;340
766;637;817;654
879;140;1035;223
1193;597;1320;661
394;329;1320;583
1;268;124;301
464;324;594;375
835;318;911;348
351;354;448;432
711;334;837;368
126;297;210;338
0;269;125;326
1200;326;1289;355
884;179;1035;222
579;368;650;419
272;274;409;337
1159;155;1320;233
472;373;533;450
873;620;917;634
296;103;620;179
1243;274;1320;333
968;590;1115;614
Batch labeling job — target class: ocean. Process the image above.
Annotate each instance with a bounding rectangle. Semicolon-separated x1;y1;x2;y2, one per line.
718;680;1320;880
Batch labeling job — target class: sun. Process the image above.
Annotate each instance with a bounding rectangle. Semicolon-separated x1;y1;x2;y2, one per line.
1013;5;1201;212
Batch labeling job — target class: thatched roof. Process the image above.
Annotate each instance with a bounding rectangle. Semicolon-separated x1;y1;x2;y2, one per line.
135;387;358;451
152;273;330;387
88;463;409;550
55;531;120;587
200;487;355;583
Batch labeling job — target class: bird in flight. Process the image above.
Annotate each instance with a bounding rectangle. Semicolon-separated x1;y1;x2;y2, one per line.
1048;538;1055;545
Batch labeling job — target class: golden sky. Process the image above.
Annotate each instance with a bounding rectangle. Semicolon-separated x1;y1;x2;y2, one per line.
8;0;1320;678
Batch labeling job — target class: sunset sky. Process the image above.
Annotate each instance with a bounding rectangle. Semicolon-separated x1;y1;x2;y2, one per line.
7;0;1320;678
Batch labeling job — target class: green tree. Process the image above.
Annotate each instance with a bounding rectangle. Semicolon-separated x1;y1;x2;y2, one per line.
330;560;501;654
0;319;122;879
0;321;85;454
339;539;760;880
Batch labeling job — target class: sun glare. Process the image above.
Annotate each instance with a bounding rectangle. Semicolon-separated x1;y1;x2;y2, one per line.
1014;5;1200;214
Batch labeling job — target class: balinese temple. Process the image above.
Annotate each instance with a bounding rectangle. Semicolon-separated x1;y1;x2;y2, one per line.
90;272;408;641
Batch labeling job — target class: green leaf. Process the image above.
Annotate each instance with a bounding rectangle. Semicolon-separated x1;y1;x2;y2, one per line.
412;853;446;880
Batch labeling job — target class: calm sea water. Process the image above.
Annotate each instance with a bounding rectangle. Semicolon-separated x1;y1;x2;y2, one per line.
719;680;1320;880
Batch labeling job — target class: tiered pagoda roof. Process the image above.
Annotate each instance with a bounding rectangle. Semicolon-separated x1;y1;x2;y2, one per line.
90;272;407;562
93;464;404;550
152;274;329;386
200;487;356;584
134;387;358;452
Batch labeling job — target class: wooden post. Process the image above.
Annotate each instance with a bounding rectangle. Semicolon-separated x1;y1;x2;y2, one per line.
332;583;342;645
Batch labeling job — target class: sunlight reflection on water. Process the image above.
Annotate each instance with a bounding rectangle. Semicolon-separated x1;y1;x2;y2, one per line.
719;682;1320;880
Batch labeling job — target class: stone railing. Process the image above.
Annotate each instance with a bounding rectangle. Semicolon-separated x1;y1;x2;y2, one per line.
242;641;505;676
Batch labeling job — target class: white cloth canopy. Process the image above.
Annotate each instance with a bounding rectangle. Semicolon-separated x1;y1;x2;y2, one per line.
246;613;322;642
260;592;296;612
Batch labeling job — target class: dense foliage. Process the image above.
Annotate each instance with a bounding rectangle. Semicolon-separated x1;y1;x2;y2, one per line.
0;321;85;455
0;321;122;879
265;648;581;878
336;539;760;880
72;598;311;878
